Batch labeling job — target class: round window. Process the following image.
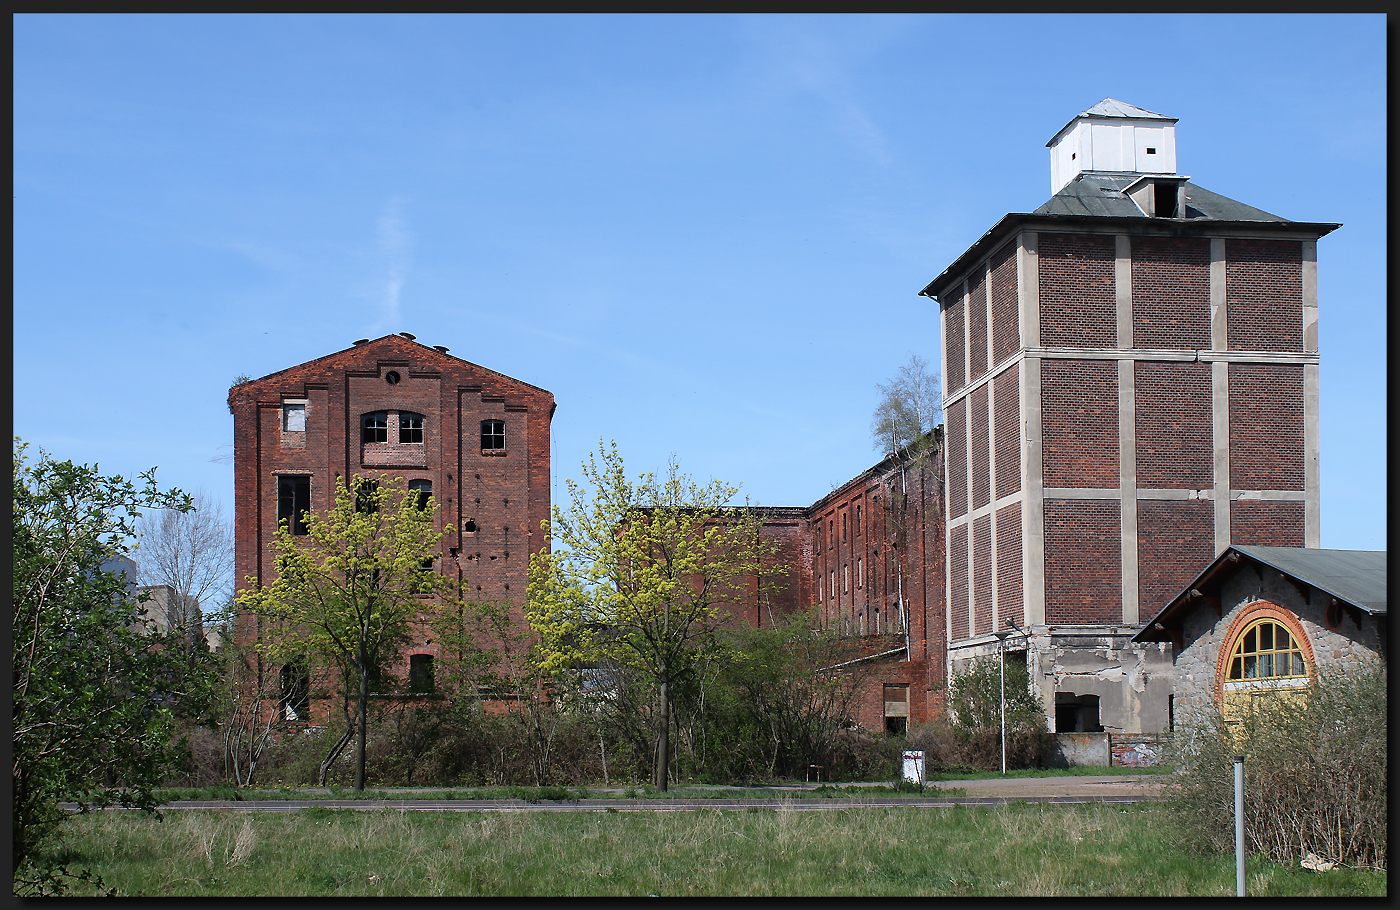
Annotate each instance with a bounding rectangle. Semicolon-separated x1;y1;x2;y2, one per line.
385;370;400;385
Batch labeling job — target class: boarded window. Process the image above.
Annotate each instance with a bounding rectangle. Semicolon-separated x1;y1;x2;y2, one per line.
277;475;311;536
283;403;306;432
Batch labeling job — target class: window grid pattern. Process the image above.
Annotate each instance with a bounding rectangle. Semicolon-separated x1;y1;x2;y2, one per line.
1227;619;1308;681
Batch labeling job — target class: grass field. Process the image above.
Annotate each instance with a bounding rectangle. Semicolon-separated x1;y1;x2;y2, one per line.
49;802;1384;897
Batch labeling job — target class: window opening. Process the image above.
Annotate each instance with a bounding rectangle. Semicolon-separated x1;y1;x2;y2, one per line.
855;505;861;536
409;654;435;694
363;412;388;443
400;412;424;444
842;512;847;541
858;558;863;589
408;479;432;511
385;370;400;385
280;661;310;721
481;419;505;450
277;475;311;536
464;518;477;534
1155;182;1179;218
355;478;379;514
1145;147;1156;154
283;403;306;432
1055;693;1102;733
1226;619;1307;682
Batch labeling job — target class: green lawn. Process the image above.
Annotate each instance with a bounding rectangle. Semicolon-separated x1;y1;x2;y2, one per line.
47;802;1384;897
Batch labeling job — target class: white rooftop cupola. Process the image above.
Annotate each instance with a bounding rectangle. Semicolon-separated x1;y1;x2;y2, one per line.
1047;99;1178;195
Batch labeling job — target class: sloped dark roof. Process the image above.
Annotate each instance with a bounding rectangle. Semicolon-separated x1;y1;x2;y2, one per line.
1032;173;1288;222
1132;546;1387;643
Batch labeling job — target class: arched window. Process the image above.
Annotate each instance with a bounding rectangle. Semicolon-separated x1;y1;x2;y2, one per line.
400;412;424;444
1217;604;1314;727
363;411;388;443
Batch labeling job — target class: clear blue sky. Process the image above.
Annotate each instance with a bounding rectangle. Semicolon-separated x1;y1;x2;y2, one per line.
14;13;1386;551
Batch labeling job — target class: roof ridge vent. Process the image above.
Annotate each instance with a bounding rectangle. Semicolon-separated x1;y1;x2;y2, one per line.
399;332;417;341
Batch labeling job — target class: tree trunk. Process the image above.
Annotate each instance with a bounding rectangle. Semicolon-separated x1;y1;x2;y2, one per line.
653;674;670;792
355;636;369;792
318;720;357;786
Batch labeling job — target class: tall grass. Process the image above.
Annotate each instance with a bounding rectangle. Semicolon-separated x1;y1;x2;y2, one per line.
1165;661;1386;871
49;803;1384;896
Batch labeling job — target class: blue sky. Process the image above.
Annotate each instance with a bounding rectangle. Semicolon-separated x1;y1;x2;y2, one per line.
14;13;1386;550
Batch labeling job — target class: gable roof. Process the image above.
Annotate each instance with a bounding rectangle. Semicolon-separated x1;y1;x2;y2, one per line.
229;334;552;402
1132;546;1387;643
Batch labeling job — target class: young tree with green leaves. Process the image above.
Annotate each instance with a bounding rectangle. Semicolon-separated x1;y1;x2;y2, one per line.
237;474;461;792
528;441;780;791
12;438;201;893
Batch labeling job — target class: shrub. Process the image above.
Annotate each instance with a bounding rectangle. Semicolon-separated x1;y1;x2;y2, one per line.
1165;660;1386;871
944;656;1050;771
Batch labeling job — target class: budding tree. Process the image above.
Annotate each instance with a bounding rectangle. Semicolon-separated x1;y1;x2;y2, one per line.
134;489;234;646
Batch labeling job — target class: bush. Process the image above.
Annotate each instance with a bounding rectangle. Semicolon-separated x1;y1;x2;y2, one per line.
942;656;1050;771
1165;661;1386;871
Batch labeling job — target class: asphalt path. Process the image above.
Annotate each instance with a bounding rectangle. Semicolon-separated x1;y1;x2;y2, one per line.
69;775;1167;814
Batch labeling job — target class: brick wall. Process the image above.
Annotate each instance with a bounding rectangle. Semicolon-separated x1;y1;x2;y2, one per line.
1132;237;1210;349
1229;363;1304;490
1137;499;1216;617
993;365;1021;499
1042;359;1118;488
1230;500;1305;547
1044;500;1121;624
950;523;968;640
996;503;1022;624
990;240;1019;364
970;385;990;511
1039;233;1116;348
1226;239;1303;352
944;287;966;394
972;514;992;636
946;398;967;518
968;270;989;381
1134;361;1213;489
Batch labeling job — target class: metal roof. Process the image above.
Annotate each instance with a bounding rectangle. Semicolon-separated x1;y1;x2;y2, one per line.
1046;99;1179;146
1132;546;1387;643
1032;174;1288;222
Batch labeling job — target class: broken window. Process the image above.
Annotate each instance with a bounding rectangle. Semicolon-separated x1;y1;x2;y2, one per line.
400;412;424;444
280;660;310;721
855;505;861;536
354;478;379;514
884;684;909;735
1055;693;1103;733
842;512;847;541
410;654;435;694
464;518;477;535
363;411;388;443
277;475;311;535
481;420;505;451
283;402;306;432
408;478;432;511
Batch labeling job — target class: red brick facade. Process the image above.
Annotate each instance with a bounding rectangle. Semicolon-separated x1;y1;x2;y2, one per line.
1043;499;1121;624
1041;359;1118;488
1230;500;1305;547
1226;239;1303;352
229;334;555;723
1134;361;1213;489
1136;499;1216;616
968;270;989;381
993;365;1021;499
989;241;1019;364
1038;233;1116;348
1132;237;1211;350
1229;363;1305;491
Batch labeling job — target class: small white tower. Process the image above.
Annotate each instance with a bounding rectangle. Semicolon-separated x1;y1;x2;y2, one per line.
1046;99;1178;194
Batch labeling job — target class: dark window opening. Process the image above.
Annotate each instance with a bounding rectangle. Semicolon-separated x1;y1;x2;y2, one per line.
481;420;505;450
885;716;908;736
355;478;379;514
400;412;424;444
842;512;847;541
410;654;435;694
408;479;432;510
1055;693;1103;733
277;475;311;536
363;412;388;443
385;370;400;385
855;505;861;536
464;518;477;534
1145;147;1156;154
1155;182;1179;218
280;661;310;721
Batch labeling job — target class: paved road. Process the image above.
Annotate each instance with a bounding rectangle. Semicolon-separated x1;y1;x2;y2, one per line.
72;775;1168;813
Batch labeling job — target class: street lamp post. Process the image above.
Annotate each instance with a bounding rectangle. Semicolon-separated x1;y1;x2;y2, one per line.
992;629;1012;775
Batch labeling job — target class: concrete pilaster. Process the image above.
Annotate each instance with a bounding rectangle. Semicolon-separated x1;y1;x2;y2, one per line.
1018;233;1042;626
1019;233;1039;349
1115;234;1133;348
1118;359;1138;624
1302;241;1318;353
1210;238;1227;350
1212;360;1231;552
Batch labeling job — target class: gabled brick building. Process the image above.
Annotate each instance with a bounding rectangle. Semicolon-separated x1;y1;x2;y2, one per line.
228;333;554;722
920;100;1339;734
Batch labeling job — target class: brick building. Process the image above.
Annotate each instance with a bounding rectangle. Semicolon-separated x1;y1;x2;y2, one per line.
228;333;554;722
920;100;1338;734
749;433;945;733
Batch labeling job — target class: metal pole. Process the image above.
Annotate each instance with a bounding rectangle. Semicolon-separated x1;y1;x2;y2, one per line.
1000;640;1006;775
1234;755;1245;897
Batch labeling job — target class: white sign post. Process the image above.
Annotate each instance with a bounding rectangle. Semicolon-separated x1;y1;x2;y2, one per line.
902;750;925;786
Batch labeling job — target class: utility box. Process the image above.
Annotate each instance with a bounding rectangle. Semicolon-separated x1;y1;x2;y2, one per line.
902;750;925;785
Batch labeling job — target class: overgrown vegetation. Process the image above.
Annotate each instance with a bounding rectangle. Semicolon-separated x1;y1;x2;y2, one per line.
1165;661;1386;872
900;656;1050;772
52;803;1386;896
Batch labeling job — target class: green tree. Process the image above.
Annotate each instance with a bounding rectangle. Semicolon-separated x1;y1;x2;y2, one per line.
528;441;779;791
12;438;197;892
237;474;461;792
947;655;1049;770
